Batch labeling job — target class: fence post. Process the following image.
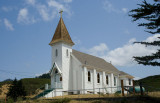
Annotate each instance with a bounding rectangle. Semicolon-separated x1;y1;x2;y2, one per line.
99;88;100;97
78;90;79;99
121;80;124;96
139;82;143;96
132;80;135;94
61;91;62;99
93;88;94;94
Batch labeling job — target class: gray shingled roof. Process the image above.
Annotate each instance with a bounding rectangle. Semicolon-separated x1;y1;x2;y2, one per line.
120;71;134;78
72;50;120;74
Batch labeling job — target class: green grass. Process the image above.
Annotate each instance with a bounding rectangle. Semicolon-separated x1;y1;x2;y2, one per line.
21;78;50;95
1;95;160;103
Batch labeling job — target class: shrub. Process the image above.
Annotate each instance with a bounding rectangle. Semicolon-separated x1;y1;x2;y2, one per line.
7;98;14;103
0;99;5;103
7;78;26;101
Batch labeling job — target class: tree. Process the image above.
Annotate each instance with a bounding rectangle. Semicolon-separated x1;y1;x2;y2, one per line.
7;78;26;101
129;0;160;66
35;72;50;79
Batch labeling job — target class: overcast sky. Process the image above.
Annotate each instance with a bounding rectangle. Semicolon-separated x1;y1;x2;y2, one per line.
0;0;160;81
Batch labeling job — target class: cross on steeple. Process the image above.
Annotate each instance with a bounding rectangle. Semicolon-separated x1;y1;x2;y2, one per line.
59;9;63;18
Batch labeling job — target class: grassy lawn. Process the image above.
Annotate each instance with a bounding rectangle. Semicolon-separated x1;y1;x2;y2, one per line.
1;93;160;103
45;94;122;99
147;91;160;97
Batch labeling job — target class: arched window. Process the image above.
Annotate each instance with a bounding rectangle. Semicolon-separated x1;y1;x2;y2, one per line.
106;75;108;85
55;69;58;74
97;73;100;83
66;49;69;57
129;79;131;85
60;76;62;81
88;71;91;82
114;77;116;86
56;49;58;57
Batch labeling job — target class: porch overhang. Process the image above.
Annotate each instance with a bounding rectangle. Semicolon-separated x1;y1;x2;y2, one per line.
49;62;62;75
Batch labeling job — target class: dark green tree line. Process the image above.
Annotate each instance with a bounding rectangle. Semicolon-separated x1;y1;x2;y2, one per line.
7;78;26;101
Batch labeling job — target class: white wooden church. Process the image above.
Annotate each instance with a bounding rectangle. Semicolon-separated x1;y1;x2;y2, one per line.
44;13;134;98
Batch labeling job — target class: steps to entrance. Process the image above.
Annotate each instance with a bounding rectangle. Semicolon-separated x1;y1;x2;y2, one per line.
33;88;54;99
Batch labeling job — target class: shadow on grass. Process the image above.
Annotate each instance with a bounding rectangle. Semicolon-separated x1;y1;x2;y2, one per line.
1;95;160;103
74;95;160;103
45;95;160;103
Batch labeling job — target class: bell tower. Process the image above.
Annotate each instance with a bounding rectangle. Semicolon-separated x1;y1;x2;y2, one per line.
49;10;74;90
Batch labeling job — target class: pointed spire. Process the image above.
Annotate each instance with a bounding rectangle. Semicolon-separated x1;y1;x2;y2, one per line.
49;14;74;46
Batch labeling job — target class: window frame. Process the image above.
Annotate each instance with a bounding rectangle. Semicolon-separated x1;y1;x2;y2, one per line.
60;76;62;81
55;69;58;74
88;71;91;82
106;75;109;85
97;73;100;83
114;76;116;86
66;49;69;57
129;79;131;85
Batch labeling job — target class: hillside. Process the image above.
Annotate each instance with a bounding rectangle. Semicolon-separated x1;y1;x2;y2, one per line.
0;78;50;97
135;75;160;92
0;81;12;87
21;78;50;95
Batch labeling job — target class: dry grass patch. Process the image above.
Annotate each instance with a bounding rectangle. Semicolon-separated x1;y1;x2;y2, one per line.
0;84;10;99
45;93;122;99
147;91;160;97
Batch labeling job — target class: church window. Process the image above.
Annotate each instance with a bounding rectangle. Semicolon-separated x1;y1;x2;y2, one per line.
66;49;69;57
97;73;100;83
60;76;62;81
55;69;58;74
56;49;58;57
114;77;116;86
129;79;131;85
106;75;108;85
88;71;91;82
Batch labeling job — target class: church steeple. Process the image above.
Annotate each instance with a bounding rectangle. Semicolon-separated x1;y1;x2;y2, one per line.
49;11;74;46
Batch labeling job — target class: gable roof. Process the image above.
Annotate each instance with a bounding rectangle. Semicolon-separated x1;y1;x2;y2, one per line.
49;17;74;45
49;62;62;75
72;50;120;74
119;71;134;79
